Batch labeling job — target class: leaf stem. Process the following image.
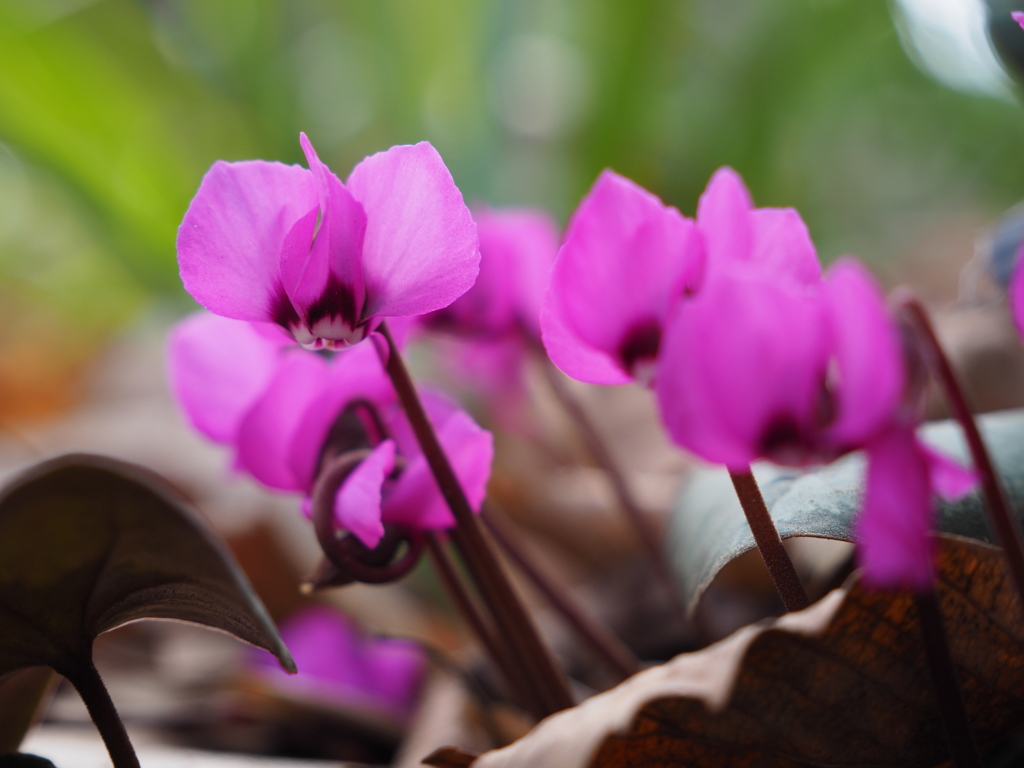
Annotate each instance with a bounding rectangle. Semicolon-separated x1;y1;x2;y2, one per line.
897;296;1024;610
913;590;982;768
533;349;690;625
424;532;541;714
376;323;574;718
728;469;810;612
483;505;640;682
63;662;140;768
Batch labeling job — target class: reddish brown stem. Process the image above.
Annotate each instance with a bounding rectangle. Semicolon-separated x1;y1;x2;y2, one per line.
914;590;982;768
64;662;140;768
483;506;640;682
897;296;1024;609
729;469;810;612
425;533;541;714
534;352;690;624
376;323;573;718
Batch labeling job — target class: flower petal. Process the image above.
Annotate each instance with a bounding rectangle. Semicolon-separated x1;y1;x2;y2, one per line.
542;169;702;383
696;167;753;274
656;271;828;469
749;208;821;284
178;159;316;321
540;287;634;385
920;442;978;501
856;427;935;591
167;313;285;444
280;135;368;335
384;400;493;531
235;350;331;491
347;142;479;319
822;258;904;448
334;439;396;548
1010;243;1024;340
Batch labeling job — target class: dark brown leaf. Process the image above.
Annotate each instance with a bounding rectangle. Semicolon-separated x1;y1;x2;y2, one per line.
422;746;481;767
0;668;55;753
465;536;1024;767
0;454;294;681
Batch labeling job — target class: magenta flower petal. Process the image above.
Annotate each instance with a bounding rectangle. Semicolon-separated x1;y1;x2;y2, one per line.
178;160;316;321
542;169;703;384
656;271;828;469
347;142;480;319
749;208;821;284
168;313;285;444
822;258;905;448
385;399;493;530
1010;244;1024;341
920;443;978;501
696;167;753;271
857;427;935;591
287;342;396;490
234;351;331;491
279;136;368;341
334;439;396;548
540;289;634;385
1014;10;1024;30
251;605;423;720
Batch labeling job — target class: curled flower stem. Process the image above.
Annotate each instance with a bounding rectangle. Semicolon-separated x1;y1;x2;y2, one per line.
424;533;541;715
728;469;810;612
483;506;640;682
533;348;690;625
896;295;1024;609
64;662;140;768
376;322;574;718
913;590;982;768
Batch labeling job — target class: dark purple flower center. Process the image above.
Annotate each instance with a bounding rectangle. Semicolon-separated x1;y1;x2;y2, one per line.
618;319;662;377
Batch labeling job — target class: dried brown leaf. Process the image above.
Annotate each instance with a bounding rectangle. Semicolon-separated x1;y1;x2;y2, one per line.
463;536;1024;768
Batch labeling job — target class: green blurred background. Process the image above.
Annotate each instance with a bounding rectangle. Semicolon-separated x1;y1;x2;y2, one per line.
0;0;1022;420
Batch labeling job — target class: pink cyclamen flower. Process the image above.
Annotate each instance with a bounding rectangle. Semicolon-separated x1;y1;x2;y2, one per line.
541;169;704;386
422;207;559;341
1014;11;1024;30
169;312;493;548
656;258;902;469
249;605;424;722
178;133;479;349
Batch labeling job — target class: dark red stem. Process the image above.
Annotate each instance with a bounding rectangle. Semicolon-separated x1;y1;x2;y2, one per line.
913;590;982;768
534;351;690;625
424;533;541;714
64;662;140;768
898;296;1024;609
729;469;810;612
483;507;640;682
376;323;573;718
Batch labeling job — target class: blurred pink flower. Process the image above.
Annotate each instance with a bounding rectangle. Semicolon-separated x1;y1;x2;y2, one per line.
1014;11;1024;29
541;170;703;386
178;133;479;350
422;207;559;341
250;605;424;722
169;312;492;548
857;426;977;590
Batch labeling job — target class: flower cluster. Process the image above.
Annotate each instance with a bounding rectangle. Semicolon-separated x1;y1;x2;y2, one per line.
543;166;974;590
171;134;492;548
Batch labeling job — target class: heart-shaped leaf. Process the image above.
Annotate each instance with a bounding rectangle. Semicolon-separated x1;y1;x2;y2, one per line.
440;536;1024;767
670;408;1024;611
0;453;295;681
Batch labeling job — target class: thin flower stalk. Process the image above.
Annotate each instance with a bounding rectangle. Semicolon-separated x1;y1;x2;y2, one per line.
483;506;640;682
533;344;690;625
913;590;982;768
424;533;541;716
729;469;810;612
376;322;574;718
896;294;1024;608
64;663;140;768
